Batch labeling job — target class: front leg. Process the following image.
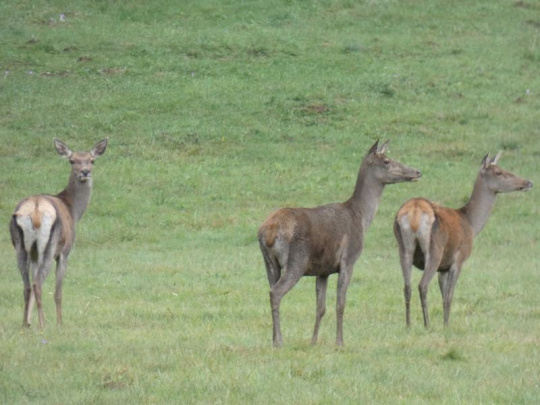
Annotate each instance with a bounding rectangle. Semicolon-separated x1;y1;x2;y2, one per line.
311;275;328;345
336;265;353;346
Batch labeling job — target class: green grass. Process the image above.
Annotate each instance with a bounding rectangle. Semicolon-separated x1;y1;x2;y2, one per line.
1;0;539;403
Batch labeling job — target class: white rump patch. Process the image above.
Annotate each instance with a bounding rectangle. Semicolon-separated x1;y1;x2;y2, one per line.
15;198;57;256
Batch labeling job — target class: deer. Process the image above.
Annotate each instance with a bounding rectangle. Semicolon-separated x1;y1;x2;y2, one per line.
258;140;422;347
9;138;108;328
394;152;533;328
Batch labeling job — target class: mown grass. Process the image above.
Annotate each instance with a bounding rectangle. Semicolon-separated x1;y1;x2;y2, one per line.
1;0;539;403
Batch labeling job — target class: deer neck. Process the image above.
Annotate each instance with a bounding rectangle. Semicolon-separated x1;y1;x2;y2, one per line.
460;174;497;237
347;164;385;229
57;175;93;224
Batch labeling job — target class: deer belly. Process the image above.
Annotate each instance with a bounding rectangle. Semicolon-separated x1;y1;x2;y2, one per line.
305;259;340;277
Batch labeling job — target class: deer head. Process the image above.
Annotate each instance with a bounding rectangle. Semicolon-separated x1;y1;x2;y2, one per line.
54;138;108;183
365;140;422;184
480;152;533;193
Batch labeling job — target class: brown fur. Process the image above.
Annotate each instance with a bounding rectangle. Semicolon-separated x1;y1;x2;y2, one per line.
396;198;434;233
260;208;299;247
10;138;107;328
31;200;42;229
258;140;421;347
394;153;532;328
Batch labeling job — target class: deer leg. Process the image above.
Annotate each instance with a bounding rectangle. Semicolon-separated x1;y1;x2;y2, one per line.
261;247;281;288
24;285;32;327
418;273;435;328
34;255;55;329
27;289;35;326
438;271;448;298
17;252;32;327
394;221;416;327
21;264;34;326
404;274;413;328
336;266;353;346
55;255;68;326
269;263;304;348
33;281;45;329
418;249;442;328
311;275;328;345
417;231;446;329
398;246;414;327
25;259;40;326
11;223;31;327
442;263;462;327
438;271;451;325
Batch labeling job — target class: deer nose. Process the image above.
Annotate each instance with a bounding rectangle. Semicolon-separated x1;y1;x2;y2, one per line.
81;169;90;177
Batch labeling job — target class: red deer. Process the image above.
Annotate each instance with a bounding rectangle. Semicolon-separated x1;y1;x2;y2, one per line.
258;140;421;347
394;152;533;328
10;138;108;328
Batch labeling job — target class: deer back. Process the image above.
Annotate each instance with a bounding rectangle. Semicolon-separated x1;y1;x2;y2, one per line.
259;203;364;276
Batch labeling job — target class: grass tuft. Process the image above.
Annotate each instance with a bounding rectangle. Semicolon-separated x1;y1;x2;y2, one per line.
441;347;465;362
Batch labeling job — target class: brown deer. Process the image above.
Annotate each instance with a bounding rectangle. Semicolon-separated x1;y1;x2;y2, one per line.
258;140;421;347
9;138;108;328
394;152;533;328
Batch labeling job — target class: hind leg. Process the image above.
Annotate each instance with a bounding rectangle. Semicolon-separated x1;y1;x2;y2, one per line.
398;247;414;327
17;252;32;327
269;270;303;347
261;245;281;288
25;258;41;326
441;263;462;326
418;245;443;328
13;242;32;327
259;244;286;346
438;271;448;298
11;221;32;327
34;253;55;329
269;252;307;347
54;255;68;325
395;222;415;327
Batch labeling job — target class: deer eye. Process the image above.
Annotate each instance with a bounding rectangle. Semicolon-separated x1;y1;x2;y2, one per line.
384;159;390;165
69;159;75;164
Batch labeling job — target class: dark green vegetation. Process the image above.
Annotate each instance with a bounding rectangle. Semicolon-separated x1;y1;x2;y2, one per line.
1;0;538;403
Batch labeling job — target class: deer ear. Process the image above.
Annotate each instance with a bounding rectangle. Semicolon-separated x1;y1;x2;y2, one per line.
368;139;380;155
491;150;502;166
480;153;491;170
378;140;390;155
91;138;108;158
54;139;72;158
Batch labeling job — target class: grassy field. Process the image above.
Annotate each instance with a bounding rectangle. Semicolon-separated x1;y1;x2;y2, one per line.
0;0;539;403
